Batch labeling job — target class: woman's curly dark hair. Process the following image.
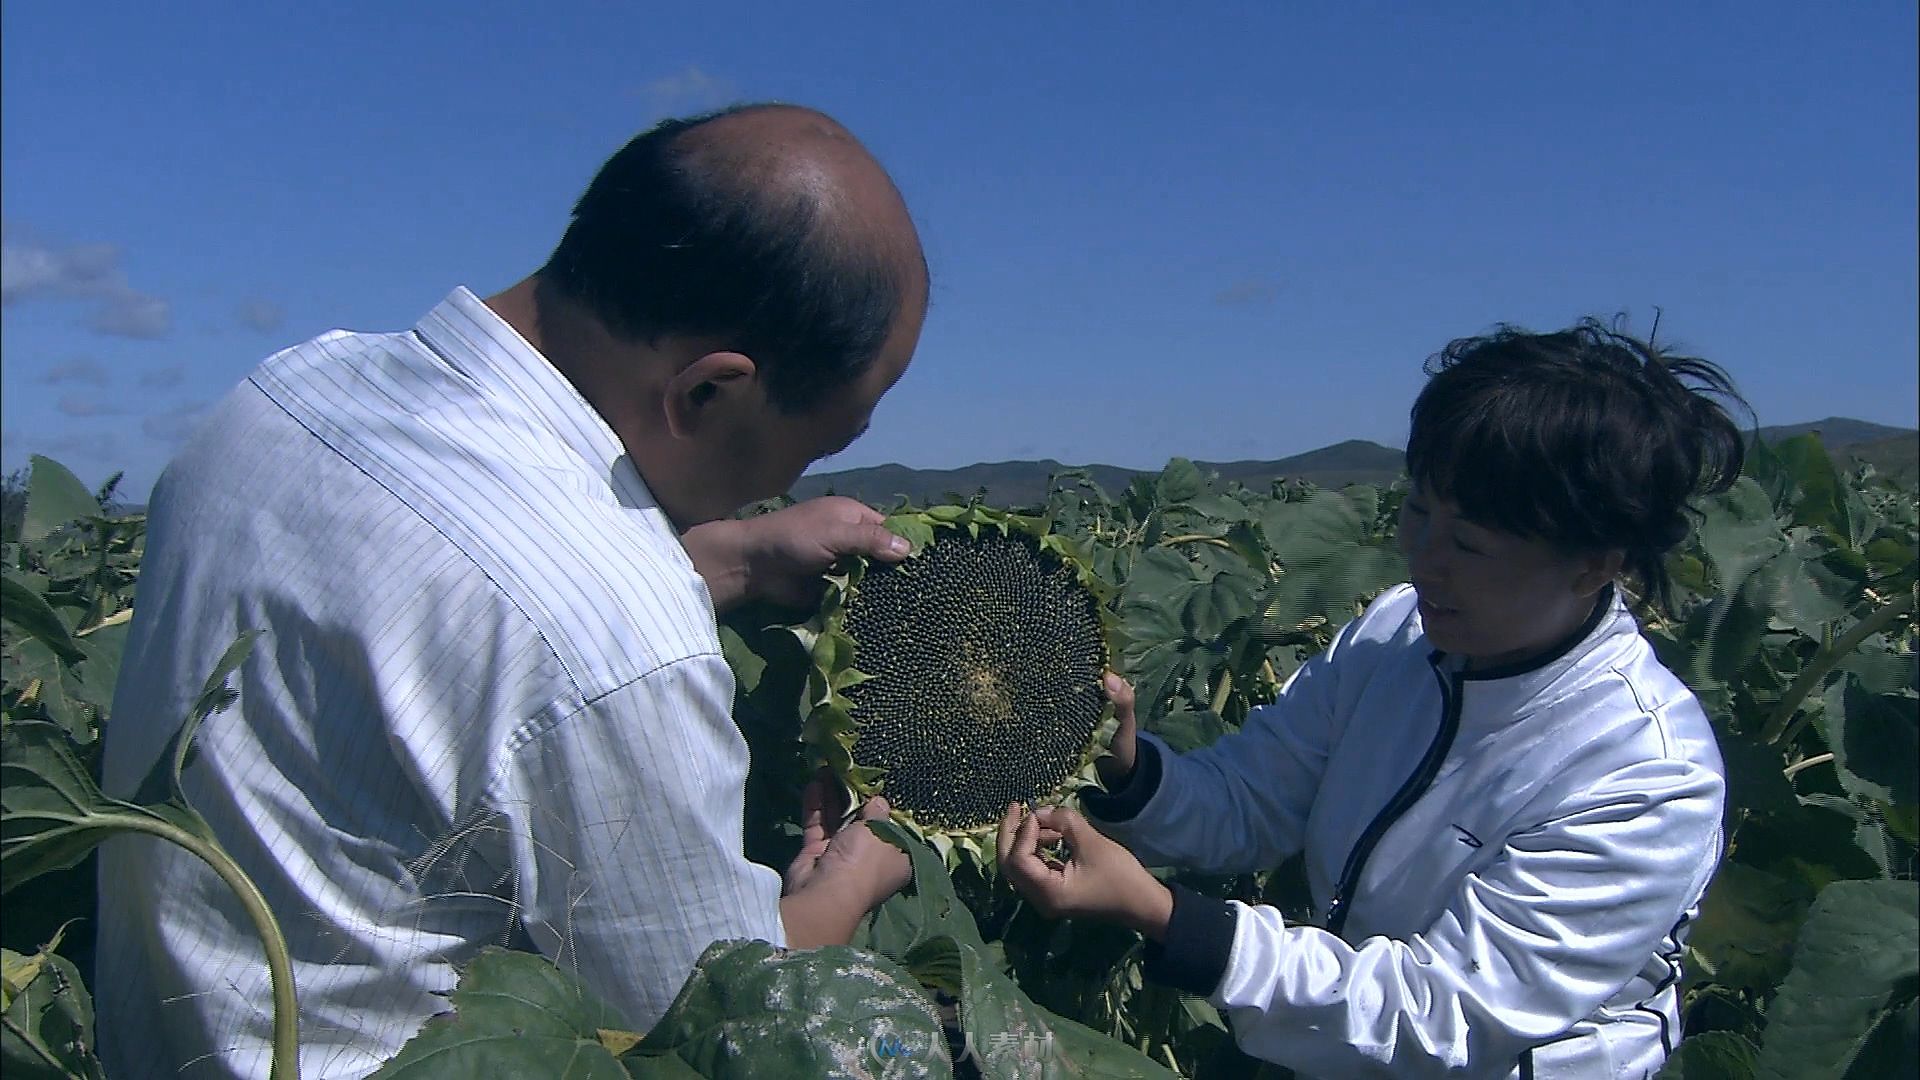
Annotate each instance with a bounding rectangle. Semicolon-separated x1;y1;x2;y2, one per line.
1405;317;1752;614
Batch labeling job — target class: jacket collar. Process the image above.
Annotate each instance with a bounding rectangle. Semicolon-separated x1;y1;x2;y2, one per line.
1437;585;1637;725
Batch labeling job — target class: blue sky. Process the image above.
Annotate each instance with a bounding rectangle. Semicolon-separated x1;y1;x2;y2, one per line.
4;2;1915;498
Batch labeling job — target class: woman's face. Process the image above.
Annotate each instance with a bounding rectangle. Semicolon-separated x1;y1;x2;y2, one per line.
1396;485;1620;669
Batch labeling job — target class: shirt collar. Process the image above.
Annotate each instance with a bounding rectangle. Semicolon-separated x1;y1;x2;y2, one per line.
411;287;662;517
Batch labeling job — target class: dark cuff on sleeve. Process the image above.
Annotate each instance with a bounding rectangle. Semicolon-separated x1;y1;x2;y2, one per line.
1142;883;1237;997
1079;738;1164;823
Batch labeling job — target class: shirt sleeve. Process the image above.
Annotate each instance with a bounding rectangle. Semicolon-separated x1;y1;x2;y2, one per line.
497;653;786;1031
1203;755;1725;1078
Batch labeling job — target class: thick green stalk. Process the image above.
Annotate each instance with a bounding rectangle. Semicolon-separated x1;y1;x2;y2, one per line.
1762;591;1915;746
118;817;301;1080
1156;533;1232;550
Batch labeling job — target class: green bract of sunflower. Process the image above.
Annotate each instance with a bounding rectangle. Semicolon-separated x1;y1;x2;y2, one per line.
800;504;1121;868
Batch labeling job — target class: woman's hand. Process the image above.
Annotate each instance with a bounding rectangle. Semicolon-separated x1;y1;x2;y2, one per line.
996;802;1173;941
1096;673;1139;788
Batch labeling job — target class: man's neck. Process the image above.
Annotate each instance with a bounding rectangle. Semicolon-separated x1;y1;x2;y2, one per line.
486;276;634;434
483;276;555;367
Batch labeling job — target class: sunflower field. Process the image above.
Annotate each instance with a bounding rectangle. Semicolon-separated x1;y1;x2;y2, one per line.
3;433;1915;1079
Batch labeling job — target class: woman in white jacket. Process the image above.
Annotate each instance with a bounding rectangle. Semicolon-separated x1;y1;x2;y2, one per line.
999;319;1750;1079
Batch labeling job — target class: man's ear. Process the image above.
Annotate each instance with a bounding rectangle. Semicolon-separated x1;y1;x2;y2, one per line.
663;351;757;439
1572;548;1627;597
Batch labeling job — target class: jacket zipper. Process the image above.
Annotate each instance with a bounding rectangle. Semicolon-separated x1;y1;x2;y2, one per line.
1326;656;1463;938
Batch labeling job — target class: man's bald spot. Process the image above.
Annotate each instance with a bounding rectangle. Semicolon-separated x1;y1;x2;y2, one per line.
671;105;928;298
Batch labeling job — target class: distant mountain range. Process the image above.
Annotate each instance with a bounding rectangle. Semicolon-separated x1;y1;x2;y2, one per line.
791;417;1918;506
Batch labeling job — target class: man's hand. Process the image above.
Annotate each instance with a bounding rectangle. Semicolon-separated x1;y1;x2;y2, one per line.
1096;673;1140;789
780;773;913;948
683;497;912;614
997;803;1173;941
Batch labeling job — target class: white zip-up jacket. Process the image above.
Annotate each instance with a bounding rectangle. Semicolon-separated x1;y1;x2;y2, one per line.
1084;583;1725;1079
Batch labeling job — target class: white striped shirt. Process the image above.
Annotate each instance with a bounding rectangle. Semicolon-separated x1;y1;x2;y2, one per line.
96;288;785;1079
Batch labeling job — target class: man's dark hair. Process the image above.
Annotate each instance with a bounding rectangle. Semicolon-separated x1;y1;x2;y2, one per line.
1405;317;1751;613
538;105;920;413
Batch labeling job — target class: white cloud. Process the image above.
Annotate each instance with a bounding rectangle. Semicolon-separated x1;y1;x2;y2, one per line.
236;298;285;333
1;226;172;339
642;65;739;116
38;357;110;386
1;239;118;301
88;291;171;339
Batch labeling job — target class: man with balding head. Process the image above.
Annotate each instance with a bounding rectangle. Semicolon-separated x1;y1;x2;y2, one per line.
97;104;923;1079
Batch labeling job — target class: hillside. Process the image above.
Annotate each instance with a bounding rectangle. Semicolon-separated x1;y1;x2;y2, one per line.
789;440;1406;506
1751;417;1913;449
793;419;1918;507
1846;433;1919;486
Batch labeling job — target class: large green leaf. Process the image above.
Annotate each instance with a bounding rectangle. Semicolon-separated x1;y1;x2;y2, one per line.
1182;572;1252;641
1656;1031;1757;1080
1685;594;1771;701
72;618;129;708
19;457;100;547
372;947;642;1079
0;573;85;665
632;940;948;1078
1153;460;1207;505
0;941;104;1080
375;942;950;1079
0;720;191;892
1251;545;1403;639
1147;708;1232;755
1734;796;1885;893
1716;732;1797;819
0;615;133;744
857;818;989;962
1754;879;1920;1080
1182;493;1253;524
1695;480;1790;596
1250;487;1404;637
858;822;1180;1078
1;631;258;894
909;933;1177;1079
1123;547;1202;612
1684;862;1814;994
1841;996;1918;1079
1768;435;1851;538
1257;485;1381;567
717;625;767;697
2;640;93;743
1818;675;1920;807
1747;535;1859;631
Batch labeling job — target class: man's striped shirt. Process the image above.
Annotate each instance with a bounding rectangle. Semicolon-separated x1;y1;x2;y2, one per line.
97;287;785;1079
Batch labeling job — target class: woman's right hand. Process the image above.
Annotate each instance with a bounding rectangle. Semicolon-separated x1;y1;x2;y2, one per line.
1095;673;1139;789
